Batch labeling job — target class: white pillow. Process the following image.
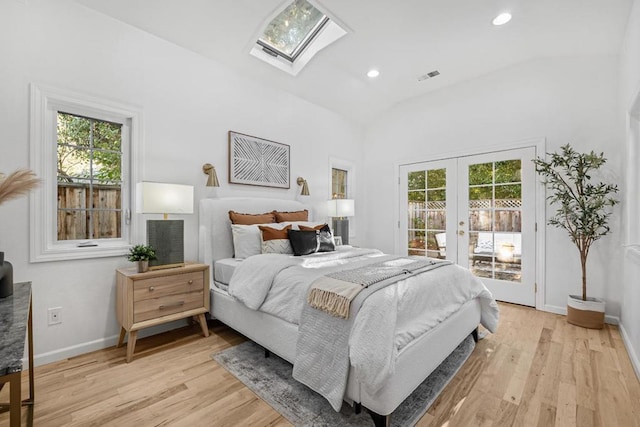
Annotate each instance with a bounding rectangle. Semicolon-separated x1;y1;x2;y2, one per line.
259;224;294;255
231;223;288;259
261;239;293;254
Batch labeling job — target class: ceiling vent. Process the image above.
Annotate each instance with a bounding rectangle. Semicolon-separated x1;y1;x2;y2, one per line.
417;70;440;82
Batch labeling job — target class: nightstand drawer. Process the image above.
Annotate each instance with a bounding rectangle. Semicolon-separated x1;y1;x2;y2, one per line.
134;290;204;322
133;271;204;302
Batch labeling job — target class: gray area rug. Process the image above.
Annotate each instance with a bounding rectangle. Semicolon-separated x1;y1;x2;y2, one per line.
212;334;475;426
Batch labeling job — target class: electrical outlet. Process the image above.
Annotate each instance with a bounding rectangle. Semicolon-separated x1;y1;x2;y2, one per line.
48;307;62;325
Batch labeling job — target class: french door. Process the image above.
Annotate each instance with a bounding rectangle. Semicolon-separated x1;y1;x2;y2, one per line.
399;147;537;306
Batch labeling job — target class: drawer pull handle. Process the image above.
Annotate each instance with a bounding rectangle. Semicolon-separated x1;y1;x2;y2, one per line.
149;286;155;291
160;301;185;310
188;280;194;284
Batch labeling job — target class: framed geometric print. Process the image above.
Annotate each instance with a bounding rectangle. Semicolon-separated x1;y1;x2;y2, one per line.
228;131;290;189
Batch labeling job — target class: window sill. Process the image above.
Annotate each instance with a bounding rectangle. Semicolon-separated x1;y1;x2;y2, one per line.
31;244;129;263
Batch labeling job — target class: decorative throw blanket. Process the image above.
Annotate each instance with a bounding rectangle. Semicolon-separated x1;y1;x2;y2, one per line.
228;248;499;413
293;257;452;411
308;258;445;319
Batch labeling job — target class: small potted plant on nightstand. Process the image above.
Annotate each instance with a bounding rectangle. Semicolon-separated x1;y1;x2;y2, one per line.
534;144;619;329
127;244;157;273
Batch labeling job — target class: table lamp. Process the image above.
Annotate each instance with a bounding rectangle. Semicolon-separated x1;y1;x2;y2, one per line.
327;199;354;245
136;182;194;269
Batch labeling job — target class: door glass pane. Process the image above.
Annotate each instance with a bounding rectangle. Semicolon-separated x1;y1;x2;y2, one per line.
469;210;493;231
495;184;521;199
407;168;446;259
427;168;446;188
427;189;445;201
469;186;492;202
495;160;521;183
427;230;446;258
409;190;425;202
469;162;493;185
408;229;426;256
468;160;521;282
408;171;425;190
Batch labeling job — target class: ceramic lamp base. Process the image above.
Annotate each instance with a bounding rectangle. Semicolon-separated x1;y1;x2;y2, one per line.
332;218;349;245
0;252;13;298
147;219;185;269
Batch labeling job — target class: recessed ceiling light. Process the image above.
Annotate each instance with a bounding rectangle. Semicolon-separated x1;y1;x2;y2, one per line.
492;12;512;26
367;69;380;78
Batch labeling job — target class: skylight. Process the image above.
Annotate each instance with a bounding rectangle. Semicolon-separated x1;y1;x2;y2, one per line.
258;0;329;62
250;0;348;76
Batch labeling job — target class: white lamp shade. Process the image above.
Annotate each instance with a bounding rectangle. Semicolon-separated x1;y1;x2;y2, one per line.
327;199;355;217
136;182;194;214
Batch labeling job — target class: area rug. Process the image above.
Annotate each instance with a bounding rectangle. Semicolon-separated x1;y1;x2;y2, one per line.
212;334;475;426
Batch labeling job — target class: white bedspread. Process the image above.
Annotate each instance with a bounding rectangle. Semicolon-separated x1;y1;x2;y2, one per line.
228;247;499;408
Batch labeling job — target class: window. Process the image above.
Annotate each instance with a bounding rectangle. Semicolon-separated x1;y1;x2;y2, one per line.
30;85;141;262
331;167;348;199
57;112;123;241
250;0;348;76
258;0;329;63
329;158;356;240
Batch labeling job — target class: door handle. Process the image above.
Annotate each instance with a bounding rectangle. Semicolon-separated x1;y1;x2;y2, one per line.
459;221;465;226
458;230;465;236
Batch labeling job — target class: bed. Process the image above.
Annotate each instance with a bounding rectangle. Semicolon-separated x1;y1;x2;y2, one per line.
199;197;498;426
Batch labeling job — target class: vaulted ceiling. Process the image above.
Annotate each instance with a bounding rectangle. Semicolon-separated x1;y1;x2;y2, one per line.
75;0;632;123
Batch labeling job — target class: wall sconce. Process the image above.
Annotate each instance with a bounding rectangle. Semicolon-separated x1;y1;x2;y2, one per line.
297;177;310;196
202;163;220;187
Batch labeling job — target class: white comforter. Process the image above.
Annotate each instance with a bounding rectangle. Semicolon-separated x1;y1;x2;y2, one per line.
228;247;499;397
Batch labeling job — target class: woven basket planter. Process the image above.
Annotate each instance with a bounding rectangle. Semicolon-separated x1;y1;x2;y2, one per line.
567;295;605;329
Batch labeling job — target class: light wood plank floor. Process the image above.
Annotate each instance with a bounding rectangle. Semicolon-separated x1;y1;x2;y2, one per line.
1;302;638;426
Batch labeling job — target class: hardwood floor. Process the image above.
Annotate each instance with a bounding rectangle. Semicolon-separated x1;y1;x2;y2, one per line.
1;302;638;426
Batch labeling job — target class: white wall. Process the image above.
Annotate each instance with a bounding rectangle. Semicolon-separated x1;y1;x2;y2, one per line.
0;0;363;364
362;56;623;319
619;0;640;378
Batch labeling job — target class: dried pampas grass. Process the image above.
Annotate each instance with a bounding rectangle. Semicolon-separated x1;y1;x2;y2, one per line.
0;169;40;206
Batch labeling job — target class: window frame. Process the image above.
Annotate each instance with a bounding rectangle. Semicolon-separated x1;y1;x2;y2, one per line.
257;14;330;63
30;84;142;262
249;0;349;76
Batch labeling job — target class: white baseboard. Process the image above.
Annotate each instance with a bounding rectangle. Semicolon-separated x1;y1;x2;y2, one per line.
542;304;619;325
30;319;189;367
619;322;640;381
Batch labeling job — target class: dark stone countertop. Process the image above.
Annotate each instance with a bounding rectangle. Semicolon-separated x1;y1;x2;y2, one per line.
0;282;32;376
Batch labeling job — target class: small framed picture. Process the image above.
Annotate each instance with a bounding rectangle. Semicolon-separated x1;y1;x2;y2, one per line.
334;236;343;246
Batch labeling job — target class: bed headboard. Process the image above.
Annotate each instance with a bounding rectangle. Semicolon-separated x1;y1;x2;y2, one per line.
198;197;307;268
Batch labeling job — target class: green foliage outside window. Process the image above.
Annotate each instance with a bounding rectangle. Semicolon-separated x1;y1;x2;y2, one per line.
409;161;522;202
57;112;122;184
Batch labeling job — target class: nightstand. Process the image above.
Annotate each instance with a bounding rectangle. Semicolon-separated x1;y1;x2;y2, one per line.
116;263;210;362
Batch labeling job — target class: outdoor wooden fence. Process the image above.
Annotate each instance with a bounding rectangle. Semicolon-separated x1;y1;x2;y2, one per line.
408;200;522;253
57;183;121;240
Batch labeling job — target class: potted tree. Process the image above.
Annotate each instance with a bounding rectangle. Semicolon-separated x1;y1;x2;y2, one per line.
127;244;157;273
534;144;619;329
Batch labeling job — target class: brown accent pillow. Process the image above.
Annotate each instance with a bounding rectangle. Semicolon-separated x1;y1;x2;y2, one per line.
229;210;276;225
274;209;309;222
299;223;327;231
258;225;292;241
